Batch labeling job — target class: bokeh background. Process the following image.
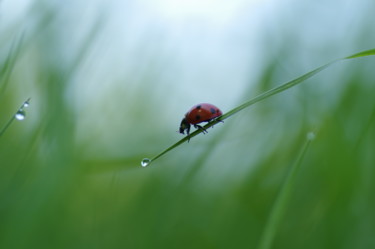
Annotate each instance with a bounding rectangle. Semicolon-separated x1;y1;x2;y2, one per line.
1;0;375;248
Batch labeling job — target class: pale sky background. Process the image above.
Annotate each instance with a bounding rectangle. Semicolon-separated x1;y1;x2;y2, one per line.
1;0;374;157
2;0;371;109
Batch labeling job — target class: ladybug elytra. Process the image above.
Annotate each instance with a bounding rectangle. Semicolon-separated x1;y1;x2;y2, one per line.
179;103;223;138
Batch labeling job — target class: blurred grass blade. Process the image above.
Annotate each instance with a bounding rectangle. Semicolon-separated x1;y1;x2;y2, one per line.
344;48;375;59
257;132;315;249
144;48;375;166
0;33;24;97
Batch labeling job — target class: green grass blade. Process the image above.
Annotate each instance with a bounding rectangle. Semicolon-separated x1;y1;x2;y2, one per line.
257;132;315;249
143;136;190;166
344;48;375;59
0;33;24;96
143;48;375;166
220;63;332;120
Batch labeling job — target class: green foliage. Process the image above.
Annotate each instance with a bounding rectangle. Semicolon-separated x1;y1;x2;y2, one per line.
1;1;375;249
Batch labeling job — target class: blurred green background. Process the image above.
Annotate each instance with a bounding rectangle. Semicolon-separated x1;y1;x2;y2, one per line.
1;0;375;248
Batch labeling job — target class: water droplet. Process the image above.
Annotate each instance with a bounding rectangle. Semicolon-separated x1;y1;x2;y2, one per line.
15;109;26;120
307;132;316;141
141;158;151;167
23;101;30;108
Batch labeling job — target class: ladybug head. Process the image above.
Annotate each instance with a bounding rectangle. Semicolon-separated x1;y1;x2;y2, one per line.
179;118;191;135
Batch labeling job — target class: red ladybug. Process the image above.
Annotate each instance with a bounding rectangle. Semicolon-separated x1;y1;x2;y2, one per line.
179;103;223;138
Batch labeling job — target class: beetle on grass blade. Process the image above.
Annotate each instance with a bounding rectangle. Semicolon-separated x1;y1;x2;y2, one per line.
179;103;223;140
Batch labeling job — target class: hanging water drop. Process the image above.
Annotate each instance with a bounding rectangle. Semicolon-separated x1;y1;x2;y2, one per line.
306;131;316;141
23;101;30;108
141;158;151;167
15;109;26;120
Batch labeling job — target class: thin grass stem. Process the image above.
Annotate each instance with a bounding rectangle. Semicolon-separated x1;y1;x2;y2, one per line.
0;98;31;137
0;33;24;97
142;48;375;166
256;132;315;249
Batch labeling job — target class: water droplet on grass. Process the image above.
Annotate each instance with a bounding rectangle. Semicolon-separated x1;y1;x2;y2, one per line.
141;158;151;167
307;132;316;141
15;110;26;120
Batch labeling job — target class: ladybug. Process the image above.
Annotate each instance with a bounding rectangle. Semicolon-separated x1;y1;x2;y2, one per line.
179;103;223;138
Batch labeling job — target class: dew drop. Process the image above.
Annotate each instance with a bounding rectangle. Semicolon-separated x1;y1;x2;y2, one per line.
23;101;30;108
15;110;26;120
307;131;316;141
141;158;151;167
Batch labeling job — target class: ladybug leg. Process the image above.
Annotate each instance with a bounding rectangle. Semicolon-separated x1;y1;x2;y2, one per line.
194;124;208;134
211;118;224;128
215;117;224;123
186;126;191;142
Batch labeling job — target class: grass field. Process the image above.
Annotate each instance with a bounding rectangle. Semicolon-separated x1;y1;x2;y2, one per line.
1;1;375;249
